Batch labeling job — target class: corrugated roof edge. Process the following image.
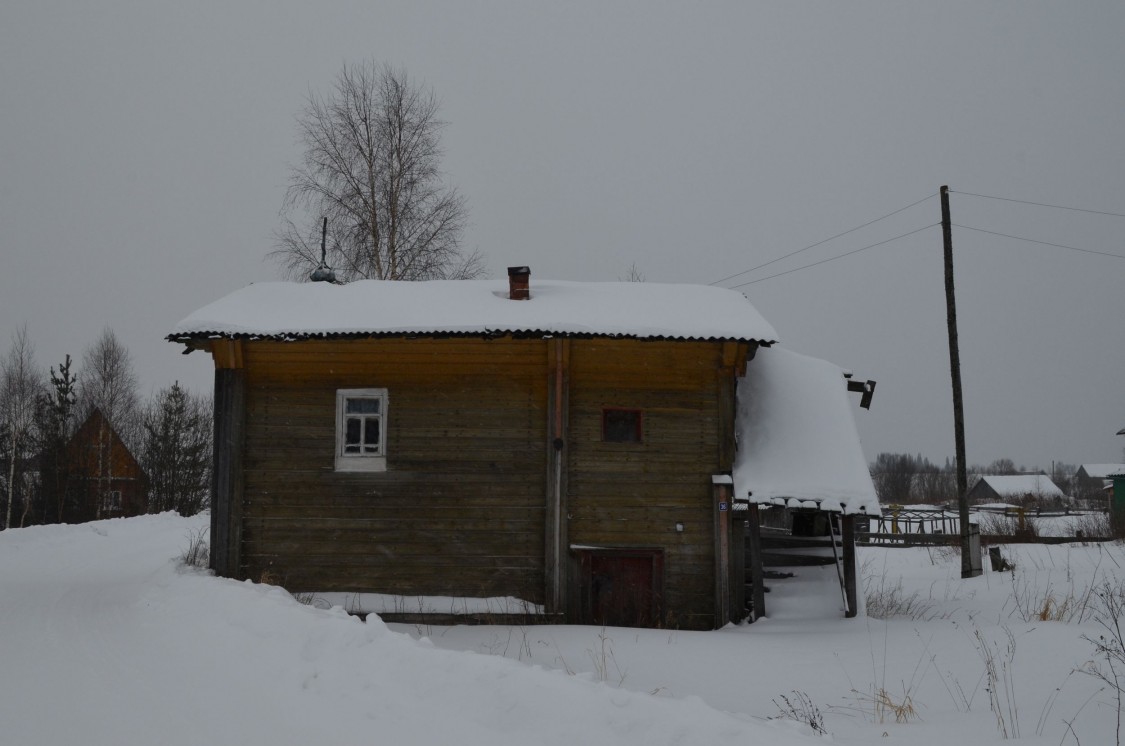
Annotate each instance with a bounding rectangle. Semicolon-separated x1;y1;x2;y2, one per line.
166;330;779;344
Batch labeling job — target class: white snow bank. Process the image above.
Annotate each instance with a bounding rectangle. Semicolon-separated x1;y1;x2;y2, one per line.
170;279;779;342
303;591;543;616
0;514;819;746
732;347;879;515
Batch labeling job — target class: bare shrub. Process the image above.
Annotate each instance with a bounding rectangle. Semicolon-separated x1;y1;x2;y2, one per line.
179;526;209;570
1080;580;1125;746
1067;511;1113;539
978;511;1039;538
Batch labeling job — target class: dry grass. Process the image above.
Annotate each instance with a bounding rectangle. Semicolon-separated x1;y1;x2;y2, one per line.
178;527;210;570
862;557;940;620
977;512;1039;538
1005;571;1098;624
772;690;828;734
849;686;920;723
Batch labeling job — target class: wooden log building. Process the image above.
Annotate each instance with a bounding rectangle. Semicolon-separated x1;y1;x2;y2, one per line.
170;269;872;629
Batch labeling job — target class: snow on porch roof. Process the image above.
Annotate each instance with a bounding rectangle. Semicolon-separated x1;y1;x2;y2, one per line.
169;279;779;343
732;346;880;516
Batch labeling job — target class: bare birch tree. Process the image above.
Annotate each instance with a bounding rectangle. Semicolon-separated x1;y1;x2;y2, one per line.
271;60;481;282
1;326;42;529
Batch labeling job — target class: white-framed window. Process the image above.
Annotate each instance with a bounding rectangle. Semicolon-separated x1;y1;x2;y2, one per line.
335;388;388;472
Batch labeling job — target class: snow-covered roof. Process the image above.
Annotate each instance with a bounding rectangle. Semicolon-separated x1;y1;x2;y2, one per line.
731;347;879;516
1079;464;1125;479
975;475;1066;498
169;279;779;343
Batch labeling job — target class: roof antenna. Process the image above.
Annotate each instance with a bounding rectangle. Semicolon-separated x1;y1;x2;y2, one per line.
310;217;337;283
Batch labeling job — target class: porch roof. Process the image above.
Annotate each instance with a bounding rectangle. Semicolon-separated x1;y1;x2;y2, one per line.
732;346;880;516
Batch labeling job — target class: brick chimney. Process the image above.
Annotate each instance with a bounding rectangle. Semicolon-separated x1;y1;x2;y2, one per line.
507;266;530;300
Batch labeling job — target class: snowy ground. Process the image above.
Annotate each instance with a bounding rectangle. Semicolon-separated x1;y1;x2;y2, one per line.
1;513;1121;745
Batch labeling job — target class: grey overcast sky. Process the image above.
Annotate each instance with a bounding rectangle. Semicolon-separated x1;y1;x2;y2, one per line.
2;1;1123;469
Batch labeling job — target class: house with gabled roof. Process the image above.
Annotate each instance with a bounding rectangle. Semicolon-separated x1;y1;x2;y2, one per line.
56;408;148;523
169;268;877;628
965;474;1067;507
1075;464;1125;503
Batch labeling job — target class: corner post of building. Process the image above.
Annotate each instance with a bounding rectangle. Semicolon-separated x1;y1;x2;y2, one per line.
712;476;733;627
211;339;245;578
842;514;857;618
714;341;746;625
545;337;570;620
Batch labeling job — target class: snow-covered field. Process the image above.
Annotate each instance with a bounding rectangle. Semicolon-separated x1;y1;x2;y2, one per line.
1;513;1121;745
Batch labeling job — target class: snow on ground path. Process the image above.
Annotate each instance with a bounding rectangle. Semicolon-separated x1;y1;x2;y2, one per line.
0;514;823;746
409;542;1125;746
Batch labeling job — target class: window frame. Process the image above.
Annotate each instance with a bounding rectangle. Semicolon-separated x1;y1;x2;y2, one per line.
335;388;389;472
101;490;123;512
601;407;644;443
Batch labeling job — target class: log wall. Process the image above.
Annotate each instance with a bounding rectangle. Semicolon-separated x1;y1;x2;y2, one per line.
236;338;549;602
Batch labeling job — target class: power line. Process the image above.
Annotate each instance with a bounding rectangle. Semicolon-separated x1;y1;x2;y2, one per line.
952;223;1125;261
711;192;936;286
949;190;1125;219
729;223;940;288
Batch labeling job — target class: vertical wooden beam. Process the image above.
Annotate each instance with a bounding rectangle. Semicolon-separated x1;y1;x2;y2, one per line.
731;511;746;623
746;503;766;620
842;514;857;618
211;346;245;579
545;338;570;619
717;345;738;473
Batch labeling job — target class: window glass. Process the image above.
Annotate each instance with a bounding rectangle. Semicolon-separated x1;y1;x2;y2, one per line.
363;419;380;450
346;398;380;415
603;409;643;443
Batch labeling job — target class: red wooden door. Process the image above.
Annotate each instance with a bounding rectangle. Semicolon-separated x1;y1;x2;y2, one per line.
584;550;663;627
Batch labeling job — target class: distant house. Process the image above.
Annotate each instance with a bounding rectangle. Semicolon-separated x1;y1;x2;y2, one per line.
169;269;876;629
57;408;148;523
965;474;1066;506
1075;464;1125;502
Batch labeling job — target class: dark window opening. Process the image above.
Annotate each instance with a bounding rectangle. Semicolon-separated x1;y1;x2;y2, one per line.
602;408;643;443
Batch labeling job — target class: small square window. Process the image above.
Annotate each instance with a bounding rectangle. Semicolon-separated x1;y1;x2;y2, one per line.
336;389;388;471
101;490;122;512
602;408;643;443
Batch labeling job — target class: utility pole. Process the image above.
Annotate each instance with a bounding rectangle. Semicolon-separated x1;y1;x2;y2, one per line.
941;185;975;578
